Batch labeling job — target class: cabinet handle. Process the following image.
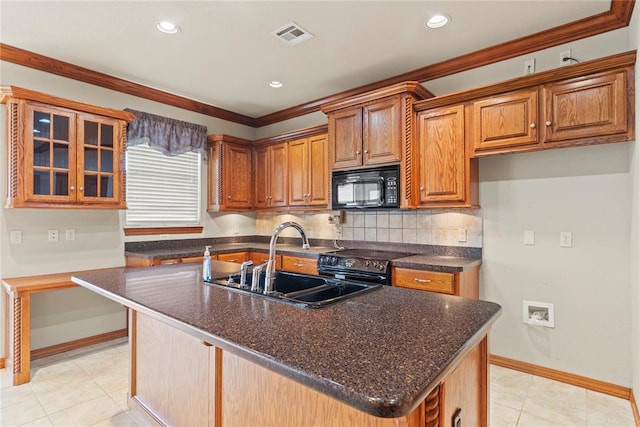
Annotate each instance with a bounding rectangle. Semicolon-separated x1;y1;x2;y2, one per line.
414;278;432;283
294;263;305;267
530;123;536;128
545;121;552;126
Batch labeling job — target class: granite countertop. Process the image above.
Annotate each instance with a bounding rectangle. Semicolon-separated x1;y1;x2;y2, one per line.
124;237;481;272
72;262;501;418
124;241;332;260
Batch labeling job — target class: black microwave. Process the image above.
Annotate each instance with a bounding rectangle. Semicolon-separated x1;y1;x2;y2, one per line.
331;165;400;210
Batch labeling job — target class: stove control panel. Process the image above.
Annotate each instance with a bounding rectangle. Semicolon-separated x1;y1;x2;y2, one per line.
318;255;390;272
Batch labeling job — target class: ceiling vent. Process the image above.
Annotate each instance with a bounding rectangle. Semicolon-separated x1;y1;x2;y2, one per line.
272;22;314;46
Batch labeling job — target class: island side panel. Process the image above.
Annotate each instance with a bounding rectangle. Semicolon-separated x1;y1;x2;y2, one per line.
440;336;488;427
219;350;416;427
132;311;213;427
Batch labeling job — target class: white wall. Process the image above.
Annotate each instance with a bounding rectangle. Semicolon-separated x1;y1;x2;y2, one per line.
628;4;640;404
479;143;632;385
0;62;257;354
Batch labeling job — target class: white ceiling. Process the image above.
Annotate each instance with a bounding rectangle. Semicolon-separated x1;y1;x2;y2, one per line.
1;1;611;118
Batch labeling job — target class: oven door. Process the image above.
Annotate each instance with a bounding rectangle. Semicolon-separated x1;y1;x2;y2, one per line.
332;176;385;209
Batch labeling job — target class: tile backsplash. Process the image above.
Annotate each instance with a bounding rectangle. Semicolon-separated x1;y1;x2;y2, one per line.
256;209;482;248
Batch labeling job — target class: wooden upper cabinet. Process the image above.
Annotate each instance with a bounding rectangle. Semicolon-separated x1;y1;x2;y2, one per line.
0;86;133;209
253;142;288;210
329;107;363;169
322;82;432;173
288;134;329;208
416;105;468;205
207;135;253;211
542;70;627;144
363;97;403;166
471;89;539;152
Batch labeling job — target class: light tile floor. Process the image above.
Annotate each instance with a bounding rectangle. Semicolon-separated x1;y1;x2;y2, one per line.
1;340;637;426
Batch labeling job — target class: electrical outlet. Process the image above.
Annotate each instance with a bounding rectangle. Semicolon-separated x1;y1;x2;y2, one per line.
560;49;572;66
48;229;59;242
523;230;535;245
160;234;170;240
560;231;572;247
10;230;22;245
524;59;535;75
65;228;76;241
457;229;467;242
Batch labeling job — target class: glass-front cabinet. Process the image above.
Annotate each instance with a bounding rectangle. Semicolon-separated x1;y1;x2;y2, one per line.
1;86;134;208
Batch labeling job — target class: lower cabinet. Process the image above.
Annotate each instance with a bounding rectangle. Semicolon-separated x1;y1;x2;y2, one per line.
281;255;318;275
217;251;249;264
130;310;489;427
249;251;282;269
125;255;216;267
392;265;479;299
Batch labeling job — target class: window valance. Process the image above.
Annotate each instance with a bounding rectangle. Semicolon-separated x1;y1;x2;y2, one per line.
124;108;208;158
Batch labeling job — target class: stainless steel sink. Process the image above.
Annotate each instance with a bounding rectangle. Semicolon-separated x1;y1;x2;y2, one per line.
206;270;380;308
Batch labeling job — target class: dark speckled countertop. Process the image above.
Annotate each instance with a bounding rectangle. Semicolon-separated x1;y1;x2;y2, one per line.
125;236;482;273
72;262;500;418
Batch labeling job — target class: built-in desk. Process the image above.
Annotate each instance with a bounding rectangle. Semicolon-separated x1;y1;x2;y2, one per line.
2;270;127;385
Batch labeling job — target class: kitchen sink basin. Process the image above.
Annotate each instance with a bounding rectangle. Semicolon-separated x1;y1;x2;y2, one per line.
206;270;379;308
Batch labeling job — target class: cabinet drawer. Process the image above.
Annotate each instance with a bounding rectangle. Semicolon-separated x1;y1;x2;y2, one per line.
392;268;455;295
217;252;249;264
250;252;282;269
281;255;318;275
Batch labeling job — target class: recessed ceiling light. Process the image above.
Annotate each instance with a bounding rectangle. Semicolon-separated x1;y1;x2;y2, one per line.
426;14;450;29
269;81;284;88
156;21;180;34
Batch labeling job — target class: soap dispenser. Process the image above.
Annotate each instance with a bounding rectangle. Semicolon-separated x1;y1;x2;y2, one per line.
203;246;212;281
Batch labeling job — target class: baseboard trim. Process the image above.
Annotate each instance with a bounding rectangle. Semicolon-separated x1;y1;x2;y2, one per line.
31;329;128;360
631;391;640;426
0;357;5;369
490;354;631;400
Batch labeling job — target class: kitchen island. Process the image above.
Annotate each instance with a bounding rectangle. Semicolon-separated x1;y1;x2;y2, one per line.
72;261;501;426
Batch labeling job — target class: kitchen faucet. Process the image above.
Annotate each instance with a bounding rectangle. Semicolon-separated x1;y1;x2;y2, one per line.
264;221;310;294
238;260;253;289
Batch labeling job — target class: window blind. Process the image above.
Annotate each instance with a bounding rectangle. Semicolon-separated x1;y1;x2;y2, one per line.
126;143;201;225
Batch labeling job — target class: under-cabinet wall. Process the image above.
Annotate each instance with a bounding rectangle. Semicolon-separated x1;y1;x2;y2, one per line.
256;209;483;248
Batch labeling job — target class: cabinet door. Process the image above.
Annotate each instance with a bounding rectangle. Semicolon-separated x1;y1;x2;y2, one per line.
223;143;252;209
417;105;466;204
471;89;538;153
269;143;288;208
363;97;402;165
393;268;456;295
281;256;318;275
253;146;270;209
542;71;627;143
288;138;310;207
250;252;282;269
308;134;329;207
218;251;249;263
24;103;77;203
330;107;363;169
77;113;124;206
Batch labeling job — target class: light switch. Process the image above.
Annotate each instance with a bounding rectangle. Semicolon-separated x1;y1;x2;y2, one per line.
524;230;535;245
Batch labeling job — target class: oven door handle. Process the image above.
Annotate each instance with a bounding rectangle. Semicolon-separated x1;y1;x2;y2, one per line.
320;269;387;283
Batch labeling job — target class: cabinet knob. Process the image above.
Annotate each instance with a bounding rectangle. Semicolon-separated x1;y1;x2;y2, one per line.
420;187;424;191
364;150;368;154
530;123;536;128
227;195;231;199
356;150;361;155
545;121;552;126
79;186;84;191
70;186;75;191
